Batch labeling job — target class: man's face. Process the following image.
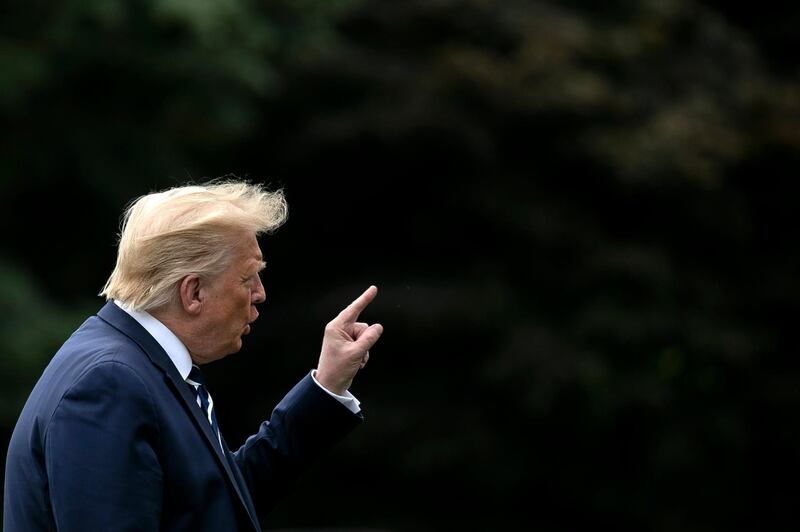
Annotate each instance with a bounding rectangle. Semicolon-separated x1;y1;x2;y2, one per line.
192;232;266;362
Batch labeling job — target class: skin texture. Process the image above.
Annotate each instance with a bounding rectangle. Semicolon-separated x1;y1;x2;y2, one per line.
316;285;384;395
154;232;266;365
153;231;383;394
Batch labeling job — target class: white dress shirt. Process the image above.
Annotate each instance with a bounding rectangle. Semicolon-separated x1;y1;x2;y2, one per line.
113;300;361;414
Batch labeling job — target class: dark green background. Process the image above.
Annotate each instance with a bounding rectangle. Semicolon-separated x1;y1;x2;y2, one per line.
2;1;799;530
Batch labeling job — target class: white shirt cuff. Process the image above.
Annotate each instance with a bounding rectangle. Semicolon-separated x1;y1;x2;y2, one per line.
310;370;361;414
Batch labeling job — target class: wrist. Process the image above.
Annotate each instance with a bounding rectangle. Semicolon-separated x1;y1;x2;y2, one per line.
314;369;347;395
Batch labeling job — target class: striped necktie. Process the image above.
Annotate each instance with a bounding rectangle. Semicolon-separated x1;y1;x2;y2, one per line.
186;365;221;446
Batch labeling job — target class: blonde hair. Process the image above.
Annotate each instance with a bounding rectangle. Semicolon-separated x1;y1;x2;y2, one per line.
100;180;287;312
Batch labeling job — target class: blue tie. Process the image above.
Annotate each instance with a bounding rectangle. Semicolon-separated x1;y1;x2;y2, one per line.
187;365;221;446
187;366;261;530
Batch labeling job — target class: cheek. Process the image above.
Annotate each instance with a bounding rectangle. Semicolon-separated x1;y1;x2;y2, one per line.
236;291;252;316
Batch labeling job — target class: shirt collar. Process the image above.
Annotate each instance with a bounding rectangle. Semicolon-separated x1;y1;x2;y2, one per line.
113;299;193;380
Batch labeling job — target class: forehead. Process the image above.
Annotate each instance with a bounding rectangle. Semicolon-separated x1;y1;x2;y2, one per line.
232;233;263;262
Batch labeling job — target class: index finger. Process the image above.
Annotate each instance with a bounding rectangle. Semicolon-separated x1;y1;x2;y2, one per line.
336;285;378;324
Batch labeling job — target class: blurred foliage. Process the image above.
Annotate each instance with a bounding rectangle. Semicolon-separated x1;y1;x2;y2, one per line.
2;0;800;530
0;260;91;424
0;0;354;196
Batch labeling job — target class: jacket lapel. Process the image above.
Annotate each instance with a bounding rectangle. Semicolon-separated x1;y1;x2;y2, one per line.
96;302;262;531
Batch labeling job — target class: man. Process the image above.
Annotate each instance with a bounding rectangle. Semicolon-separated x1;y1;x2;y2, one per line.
4;181;383;531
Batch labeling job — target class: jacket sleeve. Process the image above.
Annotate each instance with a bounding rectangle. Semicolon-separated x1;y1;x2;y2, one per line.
231;373;362;522
45;361;163;531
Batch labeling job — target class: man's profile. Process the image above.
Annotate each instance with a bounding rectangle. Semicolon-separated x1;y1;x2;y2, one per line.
3;180;383;531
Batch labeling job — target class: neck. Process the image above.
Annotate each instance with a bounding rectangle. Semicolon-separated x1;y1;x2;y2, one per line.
149;305;205;365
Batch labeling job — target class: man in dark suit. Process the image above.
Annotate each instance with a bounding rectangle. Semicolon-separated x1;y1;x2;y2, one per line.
3;181;383;531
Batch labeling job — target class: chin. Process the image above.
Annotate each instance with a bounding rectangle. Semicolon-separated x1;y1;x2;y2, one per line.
215;341;243;360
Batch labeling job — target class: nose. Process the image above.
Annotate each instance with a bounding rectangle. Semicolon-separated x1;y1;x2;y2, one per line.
252;273;266;305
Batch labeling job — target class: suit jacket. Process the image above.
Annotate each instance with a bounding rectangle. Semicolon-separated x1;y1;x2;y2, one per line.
4;301;362;531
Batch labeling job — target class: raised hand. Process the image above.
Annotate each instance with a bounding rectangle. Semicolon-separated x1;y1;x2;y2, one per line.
316;285;384;395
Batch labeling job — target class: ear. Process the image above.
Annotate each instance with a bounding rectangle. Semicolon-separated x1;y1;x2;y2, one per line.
178;274;203;315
